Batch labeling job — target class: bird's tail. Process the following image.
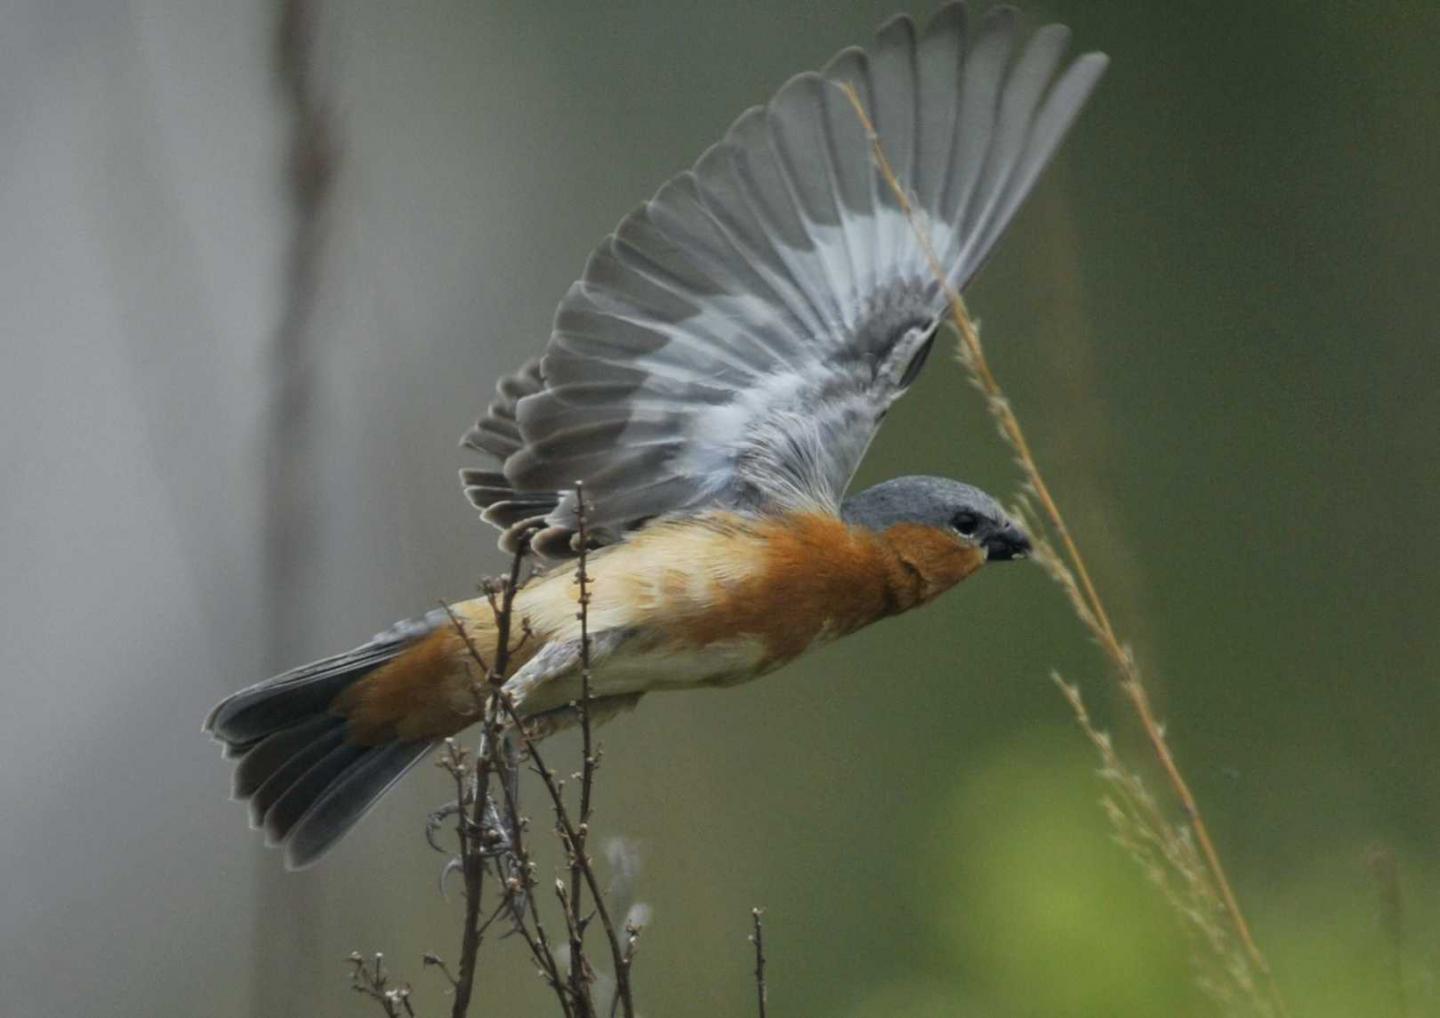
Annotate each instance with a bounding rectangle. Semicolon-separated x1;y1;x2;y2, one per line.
204;612;445;869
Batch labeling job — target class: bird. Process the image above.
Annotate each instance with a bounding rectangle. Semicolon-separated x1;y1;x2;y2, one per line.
206;2;1107;869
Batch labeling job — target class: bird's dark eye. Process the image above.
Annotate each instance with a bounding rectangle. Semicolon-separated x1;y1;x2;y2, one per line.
951;511;981;536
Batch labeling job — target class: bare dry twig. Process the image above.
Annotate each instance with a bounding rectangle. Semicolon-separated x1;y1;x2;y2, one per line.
751;907;768;1018
408;489;634;1018
838;81;1286;1016
442;544;530;1018
349;953;416;1018
494;694;634;1017
567;482;603;1010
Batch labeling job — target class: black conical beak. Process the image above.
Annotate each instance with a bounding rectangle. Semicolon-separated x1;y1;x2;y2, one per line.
984;523;1031;562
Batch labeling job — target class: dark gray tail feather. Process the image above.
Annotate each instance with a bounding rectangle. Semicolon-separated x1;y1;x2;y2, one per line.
204;612;447;868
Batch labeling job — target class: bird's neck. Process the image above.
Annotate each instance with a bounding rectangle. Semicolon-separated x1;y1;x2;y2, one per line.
876;523;987;611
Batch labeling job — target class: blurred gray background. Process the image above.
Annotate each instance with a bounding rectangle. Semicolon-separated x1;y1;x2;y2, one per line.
3;1;1438;1015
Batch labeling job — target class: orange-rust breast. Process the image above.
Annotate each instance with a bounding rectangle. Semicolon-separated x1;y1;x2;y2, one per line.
670;513;985;668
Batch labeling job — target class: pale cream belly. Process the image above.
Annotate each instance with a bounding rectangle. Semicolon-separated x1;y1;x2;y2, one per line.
515;634;772;717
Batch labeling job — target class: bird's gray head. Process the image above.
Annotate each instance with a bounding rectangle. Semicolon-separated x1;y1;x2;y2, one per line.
840;476;1031;562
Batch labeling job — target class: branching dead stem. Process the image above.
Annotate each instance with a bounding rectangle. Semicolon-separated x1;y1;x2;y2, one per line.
354;489;641;1017
349;953;415;1018
751;907;769;1018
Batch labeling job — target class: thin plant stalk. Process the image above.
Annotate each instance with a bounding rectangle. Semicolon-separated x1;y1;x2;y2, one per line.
568;482;600;1010
443;553;574;1015
496;693;635;1017
751;908;768;1018
839;81;1285;1016
425;511;635;1018
444;545;529;1018
349;952;415;1018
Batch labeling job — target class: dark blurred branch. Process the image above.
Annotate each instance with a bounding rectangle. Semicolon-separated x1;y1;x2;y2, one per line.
266;0;336;648
259;2;337;1015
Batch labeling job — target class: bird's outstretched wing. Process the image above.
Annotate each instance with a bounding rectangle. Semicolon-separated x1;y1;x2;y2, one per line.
462;3;1106;557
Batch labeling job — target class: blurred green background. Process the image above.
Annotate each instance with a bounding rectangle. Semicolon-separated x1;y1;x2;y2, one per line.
3;1;1438;1015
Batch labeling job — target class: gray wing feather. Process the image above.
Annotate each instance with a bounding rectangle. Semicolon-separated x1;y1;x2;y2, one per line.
461;2;1106;557
459;358;560;546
